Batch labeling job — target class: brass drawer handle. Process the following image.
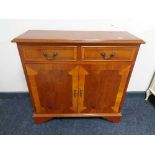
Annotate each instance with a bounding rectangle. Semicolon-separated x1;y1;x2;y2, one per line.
43;51;58;60
100;51;116;60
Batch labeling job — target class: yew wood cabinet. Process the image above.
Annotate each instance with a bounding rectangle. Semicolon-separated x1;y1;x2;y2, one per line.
12;30;144;124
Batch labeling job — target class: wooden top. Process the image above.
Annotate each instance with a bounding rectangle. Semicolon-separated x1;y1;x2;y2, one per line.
12;30;145;44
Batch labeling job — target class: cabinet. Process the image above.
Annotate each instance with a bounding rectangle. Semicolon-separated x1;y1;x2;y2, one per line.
12;30;144;124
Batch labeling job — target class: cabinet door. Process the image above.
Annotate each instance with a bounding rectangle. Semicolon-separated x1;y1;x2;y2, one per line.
25;64;78;114
78;62;131;113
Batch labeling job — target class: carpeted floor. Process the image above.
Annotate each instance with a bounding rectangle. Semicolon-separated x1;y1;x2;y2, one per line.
0;92;155;135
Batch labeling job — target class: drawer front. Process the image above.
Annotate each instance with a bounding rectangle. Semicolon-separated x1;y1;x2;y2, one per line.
81;46;136;61
21;46;77;61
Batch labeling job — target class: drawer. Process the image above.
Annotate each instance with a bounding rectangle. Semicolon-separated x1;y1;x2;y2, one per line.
21;46;77;61
81;46;136;61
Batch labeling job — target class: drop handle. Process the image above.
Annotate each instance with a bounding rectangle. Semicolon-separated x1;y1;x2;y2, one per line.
43;51;58;60
100;51;116;60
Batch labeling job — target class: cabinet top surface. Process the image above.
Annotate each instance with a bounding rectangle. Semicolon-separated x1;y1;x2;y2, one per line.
12;30;145;44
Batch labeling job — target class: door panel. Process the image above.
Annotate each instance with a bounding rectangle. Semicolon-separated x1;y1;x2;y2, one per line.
78;62;131;113
25;62;131;115
25;64;77;114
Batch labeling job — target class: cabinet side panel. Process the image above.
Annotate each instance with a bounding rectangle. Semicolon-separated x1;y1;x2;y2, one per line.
118;45;140;111
17;44;37;112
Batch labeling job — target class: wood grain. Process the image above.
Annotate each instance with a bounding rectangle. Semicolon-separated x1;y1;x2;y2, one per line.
12;30;145;44
22;45;77;62
81;46;136;61
69;66;79;112
32;112;122;123
79;62;131;113
25;63;77;114
13;30;144;124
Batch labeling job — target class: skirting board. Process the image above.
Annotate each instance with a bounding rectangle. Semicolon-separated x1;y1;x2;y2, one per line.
0;91;145;99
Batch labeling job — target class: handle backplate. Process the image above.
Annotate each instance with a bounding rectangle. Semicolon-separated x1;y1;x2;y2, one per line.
79;89;83;97
74;90;78;98
100;51;116;60
43;51;58;60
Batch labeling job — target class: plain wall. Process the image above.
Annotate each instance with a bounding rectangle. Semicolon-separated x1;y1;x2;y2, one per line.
0;19;155;92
